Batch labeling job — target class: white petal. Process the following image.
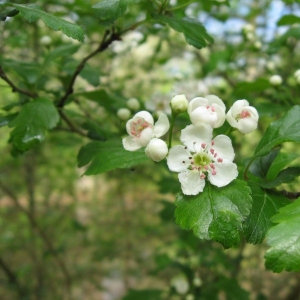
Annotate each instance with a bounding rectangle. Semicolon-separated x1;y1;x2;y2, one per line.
180;124;212;152
226;109;238;128
136;127;153;147
189;106;217;126
126;118;134;135
178;170;206;195
212;104;226;128
153;113;170;137
122;136;141;151
167;145;190;172
231;100;249;117
237;118;258;134
212;135;235;161
205;94;226;111
134;111;154;125
244;106;259;121
188;97;208;115
145;138;168;162
208;161;238;187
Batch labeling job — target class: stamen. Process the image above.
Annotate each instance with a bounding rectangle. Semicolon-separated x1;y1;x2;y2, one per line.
212;170;217;175
217;158;223;163
214;153;217;158
240;110;250;118
211;106;215;112
189;157;192;159
182;161;185;163
200;173;206;179
210;163;215;169
211;141;214;146
210;148;215;154
201;143;206;149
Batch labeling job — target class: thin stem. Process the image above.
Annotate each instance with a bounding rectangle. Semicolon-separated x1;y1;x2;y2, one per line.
168;114;176;149
243;156;256;180
119;18;149;35
167;0;197;11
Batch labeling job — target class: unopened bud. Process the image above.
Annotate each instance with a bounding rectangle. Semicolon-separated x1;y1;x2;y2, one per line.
254;41;262;50
269;75;282;86
117;108;131;121
193;277;202;287
294;69;300;78
126;98;140;110
170;94;188;115
296;76;300;85
145;138;168;162
40;36;52;45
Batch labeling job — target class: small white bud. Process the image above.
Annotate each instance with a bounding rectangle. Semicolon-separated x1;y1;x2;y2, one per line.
40;36;52;45
269;75;282;86
266;61;276;72
246;32;255;41
296;76;300;85
294;69;300;78
254;41;262;49
170;94;188;114
185;294;195;300
145;138;168;162
193;277;202;287
117;108;131;121
242;24;254;33
126;98;140;110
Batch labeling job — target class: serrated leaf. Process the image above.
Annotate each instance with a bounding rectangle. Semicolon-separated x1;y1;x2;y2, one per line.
260;167;300;189
265;197;300;272
77;140;149;175
9;98;59;151
175;180;252;248
254;105;300;158
12;3;84;42
0;113;18;127
93;0;142;22
277;14;300;26
243;182;289;244
154;15;214;49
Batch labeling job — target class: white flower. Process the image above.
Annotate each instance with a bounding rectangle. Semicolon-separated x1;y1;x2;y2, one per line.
188;95;226;128
122;111;169;151
117;108;131;121
226;100;259;134
170;94;188;114
167;124;238;195
145;138;168;162
294;69;300;78
126;98;140;110
269;75;282;86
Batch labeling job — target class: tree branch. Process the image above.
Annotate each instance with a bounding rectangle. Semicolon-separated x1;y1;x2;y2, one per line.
59;109;87;137
0;65;38;98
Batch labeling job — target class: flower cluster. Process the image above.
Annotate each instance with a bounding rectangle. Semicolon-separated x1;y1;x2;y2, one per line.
122;93;259;195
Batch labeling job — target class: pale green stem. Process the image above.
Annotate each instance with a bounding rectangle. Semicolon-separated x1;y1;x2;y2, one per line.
243;156;256;181
168;115;176;149
167;0;197;11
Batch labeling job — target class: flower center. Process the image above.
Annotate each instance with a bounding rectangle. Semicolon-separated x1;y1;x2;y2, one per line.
236;109;250;121
130;117;152;137
193;152;211;167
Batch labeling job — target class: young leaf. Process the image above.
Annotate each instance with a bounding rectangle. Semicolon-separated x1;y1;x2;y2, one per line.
9;98;60;151
11;4;85;42
175;180;252;248
154;15;214;49
254;105;300;158
243;182;289;244
77;140;149;175
265;197;300;272
277;14;300;26
92;0;142;22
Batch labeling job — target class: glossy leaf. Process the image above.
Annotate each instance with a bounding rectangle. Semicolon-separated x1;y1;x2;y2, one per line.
92;0;142;22
77;140;149;175
254;105;300;157
243;182;289;244
265;197;300;272
277;14;300;26
175;180;252;248
154;15;214;49
9;98;60;151
12;3;84;42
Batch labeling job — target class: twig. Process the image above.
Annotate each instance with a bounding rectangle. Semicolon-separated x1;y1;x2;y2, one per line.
0;65;37;98
59;109;87;137
57;29;117;108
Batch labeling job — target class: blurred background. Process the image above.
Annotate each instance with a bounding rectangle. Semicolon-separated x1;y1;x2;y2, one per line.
0;0;300;299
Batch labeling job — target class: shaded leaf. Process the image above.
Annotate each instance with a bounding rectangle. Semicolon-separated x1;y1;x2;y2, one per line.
0;113;18;127
175;180;252;248
243;182;289;244
265;197;300;272
277;14;300;26
122;289;163;300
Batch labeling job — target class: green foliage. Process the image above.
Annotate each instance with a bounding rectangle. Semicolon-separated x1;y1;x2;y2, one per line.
243;182;290;244
10;3;85;42
175;180;252;248
277;14;300;26
77;140;149;175
154;15;214;49
122;289;163;300
265;198;300;272
9;98;60;152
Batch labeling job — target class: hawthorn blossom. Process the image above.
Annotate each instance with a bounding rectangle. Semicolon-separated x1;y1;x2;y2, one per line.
167;124;238;195
188;95;226;128
122;111;169;151
145;138;168;162
226;100;259;134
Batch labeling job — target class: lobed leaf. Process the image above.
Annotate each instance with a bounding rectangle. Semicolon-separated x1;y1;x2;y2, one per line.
175;180;252;248
265;197;300;272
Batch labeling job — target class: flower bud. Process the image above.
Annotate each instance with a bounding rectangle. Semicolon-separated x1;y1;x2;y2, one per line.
145;138;168;162
269;75;282;86
185;294;195;300
193;277;202;287
40;36;52;45
117;108;131;121
294;69;300;78
170;94;188;115
126;98;140;110
296;76;300;85
254;41;262;50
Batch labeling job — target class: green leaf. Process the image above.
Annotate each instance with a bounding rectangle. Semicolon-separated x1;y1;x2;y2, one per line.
277;14;300;26
92;0;142;22
44;44;81;63
235;78;270;96
0;113;18;127
254;105;300;158
265;197;300;272
77;140;149;175
260;167;300;189
243;182;289;244
154;15;214;49
122;289;163;300
175;180;252;248
9;98;60;151
0;8;19;21
12;3;84;42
